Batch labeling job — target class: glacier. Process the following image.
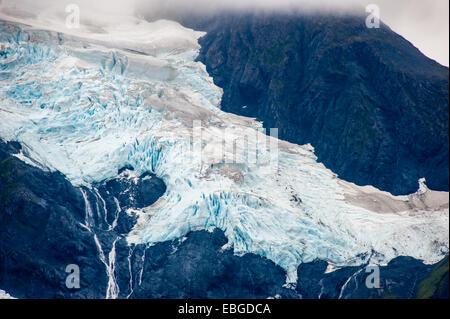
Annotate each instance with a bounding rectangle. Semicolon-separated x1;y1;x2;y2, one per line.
0;6;448;285
0;289;15;299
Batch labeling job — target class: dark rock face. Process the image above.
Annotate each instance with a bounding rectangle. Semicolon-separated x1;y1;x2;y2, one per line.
416;256;449;299
98;170;166;210
0;141;106;298
116;229;300;299
0;140;166;298
183;12;449;195
296;257;438;299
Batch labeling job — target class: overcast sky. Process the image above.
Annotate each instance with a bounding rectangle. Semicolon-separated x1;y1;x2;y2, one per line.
1;0;449;66
140;0;450;66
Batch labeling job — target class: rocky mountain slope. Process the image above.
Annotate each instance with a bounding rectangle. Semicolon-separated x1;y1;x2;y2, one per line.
183;11;449;195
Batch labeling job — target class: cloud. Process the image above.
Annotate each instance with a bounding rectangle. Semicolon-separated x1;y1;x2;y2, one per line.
374;0;449;66
136;0;364;18
1;0;448;66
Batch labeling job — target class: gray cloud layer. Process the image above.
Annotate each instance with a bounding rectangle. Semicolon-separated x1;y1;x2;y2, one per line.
1;0;448;66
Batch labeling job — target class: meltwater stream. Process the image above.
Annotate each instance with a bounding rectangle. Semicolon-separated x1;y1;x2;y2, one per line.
0;11;448;288
81;187;120;299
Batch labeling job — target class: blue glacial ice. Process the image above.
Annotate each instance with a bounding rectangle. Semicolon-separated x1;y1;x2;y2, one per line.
0;12;448;284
